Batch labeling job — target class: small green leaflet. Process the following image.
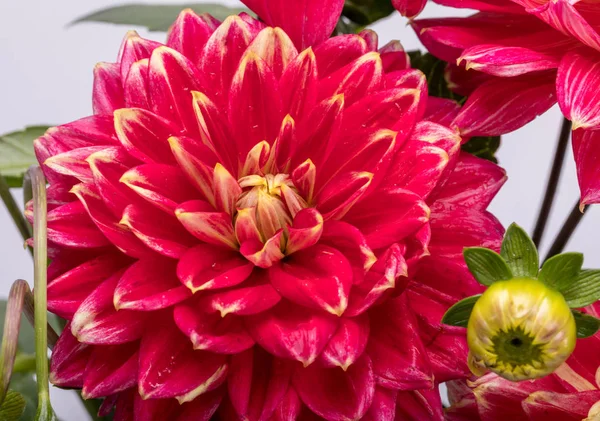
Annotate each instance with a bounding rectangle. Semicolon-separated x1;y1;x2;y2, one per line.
71;4;251;32
0;127;49;188
572;310;600;339
538;252;583;292
562;269;600;309
500;223;539;279
463;247;512;286
442;295;481;328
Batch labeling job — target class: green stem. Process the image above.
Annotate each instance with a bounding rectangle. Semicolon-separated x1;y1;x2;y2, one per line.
0;173;32;244
31;167;57;421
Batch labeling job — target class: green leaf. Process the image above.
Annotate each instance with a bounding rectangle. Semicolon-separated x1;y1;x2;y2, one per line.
572;310;600;339
539;252;584;291
0;390;26;421
72;4;250;31
562;270;600;308
463;247;512;286
500;223;539;279
8;374;36;421
442;295;481;327
0;127;49;188
342;0;396;25
461;136;501;163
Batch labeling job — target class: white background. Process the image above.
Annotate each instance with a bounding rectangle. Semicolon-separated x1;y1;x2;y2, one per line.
0;0;596;419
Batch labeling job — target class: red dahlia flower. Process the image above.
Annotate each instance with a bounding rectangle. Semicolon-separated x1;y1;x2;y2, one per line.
31;2;505;419
446;302;600;421
397;0;600;206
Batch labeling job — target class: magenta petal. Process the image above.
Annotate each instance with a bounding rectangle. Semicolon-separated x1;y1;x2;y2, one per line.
44;146;107;184
117;31;162;81
177;243;254;292
557;50;600;130
313;34;369;77
293;354;374;421
47;200;110;248
166;9;219;69
573;128;600;206
174;304;254;354
240;231;286;269
93;62;124;115
246;27;298;79
241;0;344;49
245;302;339;366
395;387;444;421
393;0;427;18
71;271;148;345
269;245;353;316
176;200;237;249
139;320;228;402
364;387;397;421
178;388;224;421
49;325;91;388
82;342;138;399
318;313;369;370
115;257;191;311
280;49;318;119
285;208;324;255
124;58;151;109
320;221;376;280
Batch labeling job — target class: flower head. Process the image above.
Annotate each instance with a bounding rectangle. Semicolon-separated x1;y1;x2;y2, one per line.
31;3;506;419
468;278;576;381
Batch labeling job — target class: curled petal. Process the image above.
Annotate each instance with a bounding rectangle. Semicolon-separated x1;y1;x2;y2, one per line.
117;31;162;81
47;200;110;248
317;171;373;221
44;146;107;185
176;200;237;249
240;231;285;268
393;0;427;18
246;27;298;79
49;326;91;388
319;313;369;370
83;343;138;399
286;208;323;255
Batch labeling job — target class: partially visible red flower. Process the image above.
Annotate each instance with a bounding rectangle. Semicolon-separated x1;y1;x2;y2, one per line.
32;4;505;420
446;302;600;421
396;0;600;206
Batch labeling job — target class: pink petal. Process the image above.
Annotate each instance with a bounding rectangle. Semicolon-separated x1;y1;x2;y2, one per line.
393;0;427;18
166;9;219;68
380;40;410;73
117;31;162;81
522;390;600;420
240;231;286;269
269;245;353;316
82;342;138;399
573;128;600;206
177;243;254;292
364;387;397;421
245;302;339;366
293;354;374;420
557;50;600;130
174;305;254;354
246;27;298;79
395;388;444;421
178;389;224;421
71;271;148;345
114;257;191;311
280;49;318;119
453;73;557;137
424;97;462;126
124;58;151;109
46;200;110;248
241;0;344;49
213;163;242;215
314;34;369;77
176;200;237;249
44;146;107;184
285;208;324;255
93;62;124;115
316;171;373;221
139;320;228;402
318;313;369;370
49;325;91;388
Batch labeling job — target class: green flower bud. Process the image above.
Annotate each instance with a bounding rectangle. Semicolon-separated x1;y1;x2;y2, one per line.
467;278;576;381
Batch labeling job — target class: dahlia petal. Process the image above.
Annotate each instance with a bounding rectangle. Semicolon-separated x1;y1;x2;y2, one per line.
395;388;444;421
47;200;110;248
121;203;196;258
174;306;254;354
132;393;180;420
573;128;600;206
379;40;410;73
453;73;557;137
114;257;191;311
364;388;398;421
166;9;219;68
269;245;353;316
200;15;256;105
71;271;148;344
345;187;429;250
44;146;107;184
48;252;130;319
234;207;262;246
178;388;224;421
294;94;344;169
168;136;219;204
319;313;369;370
291;159;316;203
445;62;495;96
316;171;373;221
149;46;204;136
139;321;228;402
49;325;91;388
117;31;162;81
435;0;525;13
557;51;600;130
280;49;318;120
286;208;324;255
431;152;507;209
114;108;179;164
213;163;242;215
124;59;150;109
241;0;344;50
228;347;294;420
272;389;303;421
82;343;138;399
314;34;369;76
293;354;374;421
197;274;281;317
522;390;600;420
177;244;254;293
459;44;560;77
368;294;433;390
247;27;298;79
318;52;383;106
240;230;286;269
245;302;339;366
346;244;408;317
87;146;143;217
176;200;237;249
93;62;124;115
393;0;427;18
71;183;152;258
359;29;378;52
425;97;462;126
229;51;282;157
